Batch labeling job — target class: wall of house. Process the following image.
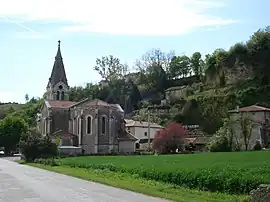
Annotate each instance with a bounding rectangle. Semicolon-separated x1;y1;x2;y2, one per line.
69;102;123;154
119;140;135;153
51;109;69;134
165;86;188;102
40;104;49;135
131;126;162;141
230;111;270;149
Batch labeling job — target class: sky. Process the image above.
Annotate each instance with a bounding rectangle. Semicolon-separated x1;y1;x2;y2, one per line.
0;0;268;103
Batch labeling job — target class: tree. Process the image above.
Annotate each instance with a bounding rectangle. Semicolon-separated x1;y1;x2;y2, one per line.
19;132;58;162
25;94;29;102
136;48;175;74
207;118;236;152
190;52;202;76
93;55;128;83
246;26;270;83
135;49;174;91
239;114;255;150
152;122;189;154
169;55;191;78
0;116;28;155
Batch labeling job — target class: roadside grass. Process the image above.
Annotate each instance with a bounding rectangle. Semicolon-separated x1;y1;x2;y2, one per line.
57;151;270;194
27;163;248;202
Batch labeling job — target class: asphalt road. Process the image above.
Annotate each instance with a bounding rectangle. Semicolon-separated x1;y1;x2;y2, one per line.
0;158;169;202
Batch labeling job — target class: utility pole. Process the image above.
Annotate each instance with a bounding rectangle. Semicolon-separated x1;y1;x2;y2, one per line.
147;109;151;151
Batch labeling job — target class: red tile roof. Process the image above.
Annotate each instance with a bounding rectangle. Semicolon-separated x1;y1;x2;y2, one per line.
238;105;270;112
85;99;109;107
46;100;76;109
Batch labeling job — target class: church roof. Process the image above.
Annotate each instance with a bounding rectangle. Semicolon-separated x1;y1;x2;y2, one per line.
47;40;68;88
86;99;110;106
45;100;76;109
70;98;110;108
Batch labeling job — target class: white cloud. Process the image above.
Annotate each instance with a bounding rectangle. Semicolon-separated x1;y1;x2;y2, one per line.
1;16;49;39
0;0;237;36
15;32;49;39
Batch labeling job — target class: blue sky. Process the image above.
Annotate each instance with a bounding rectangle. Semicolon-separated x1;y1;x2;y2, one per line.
0;0;268;103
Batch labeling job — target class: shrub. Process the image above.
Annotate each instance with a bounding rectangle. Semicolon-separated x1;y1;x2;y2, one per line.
253;141;262;150
208;135;231;152
152;122;189;154
19;134;58;162
34;158;58;166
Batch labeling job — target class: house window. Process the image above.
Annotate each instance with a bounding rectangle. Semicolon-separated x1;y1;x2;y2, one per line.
77;117;80;135
101;116;106;134
73;120;75;134
56;91;60;100
44;119;47;135
86;116;92;134
144;132;147;137
61;91;65;100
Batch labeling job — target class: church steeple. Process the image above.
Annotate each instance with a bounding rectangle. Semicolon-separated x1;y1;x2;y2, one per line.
46;41;69;101
56;40;62;59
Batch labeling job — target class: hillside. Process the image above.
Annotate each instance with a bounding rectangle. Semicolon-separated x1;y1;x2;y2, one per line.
0;103;24;119
2;26;270;136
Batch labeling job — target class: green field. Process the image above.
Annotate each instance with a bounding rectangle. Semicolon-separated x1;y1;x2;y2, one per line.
58;151;270;194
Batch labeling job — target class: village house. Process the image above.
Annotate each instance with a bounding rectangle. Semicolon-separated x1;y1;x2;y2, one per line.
229;105;270;150
125;119;163;150
36;41;137;155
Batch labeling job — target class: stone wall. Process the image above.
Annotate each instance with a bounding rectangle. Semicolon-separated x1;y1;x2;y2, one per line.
250;184;270;202
224;60;254;85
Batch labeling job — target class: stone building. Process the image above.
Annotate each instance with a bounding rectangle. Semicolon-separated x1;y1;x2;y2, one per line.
37;41;137;154
229;105;270;150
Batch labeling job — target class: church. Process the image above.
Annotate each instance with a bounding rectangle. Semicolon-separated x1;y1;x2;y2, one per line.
37;41;137;154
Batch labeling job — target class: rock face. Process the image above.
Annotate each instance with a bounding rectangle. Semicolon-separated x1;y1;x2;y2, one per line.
250;184;270;202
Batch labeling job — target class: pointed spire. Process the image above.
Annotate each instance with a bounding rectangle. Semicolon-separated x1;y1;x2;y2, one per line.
55;40;62;59
47;40;68;88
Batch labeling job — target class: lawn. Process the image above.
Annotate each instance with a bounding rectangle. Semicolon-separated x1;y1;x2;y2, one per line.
58;151;270;194
29;163;248;202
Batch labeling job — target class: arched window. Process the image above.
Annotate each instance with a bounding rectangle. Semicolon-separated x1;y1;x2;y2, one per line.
101;116;106;134
86;116;92;134
61;91;65;100
56;91;60;100
77;118;80;135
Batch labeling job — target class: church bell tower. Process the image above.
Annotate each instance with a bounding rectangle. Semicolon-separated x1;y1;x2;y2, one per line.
46;40;69;101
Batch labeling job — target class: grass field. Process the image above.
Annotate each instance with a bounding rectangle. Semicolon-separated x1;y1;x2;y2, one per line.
29;163;248;202
58;151;270;194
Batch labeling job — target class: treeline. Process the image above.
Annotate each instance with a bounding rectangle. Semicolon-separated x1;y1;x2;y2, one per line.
67;26;270;113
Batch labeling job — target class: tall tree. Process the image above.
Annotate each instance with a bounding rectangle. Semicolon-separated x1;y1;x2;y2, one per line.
190;52;202;76
169;55;191;78
135;49;171;92
239;114;254;151
93;55;128;83
25;94;29;102
0;116;28;154
136;48;175;74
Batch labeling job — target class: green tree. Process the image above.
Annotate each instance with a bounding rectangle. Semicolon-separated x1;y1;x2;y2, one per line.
239;114;255;150
169;55;191;78
25;94;29;102
190;52;202;76
0;116;28;154
247;26;270;83
93;55;127;83
136;49;173;90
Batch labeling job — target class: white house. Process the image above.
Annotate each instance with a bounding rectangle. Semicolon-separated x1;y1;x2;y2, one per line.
125;119;164;150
